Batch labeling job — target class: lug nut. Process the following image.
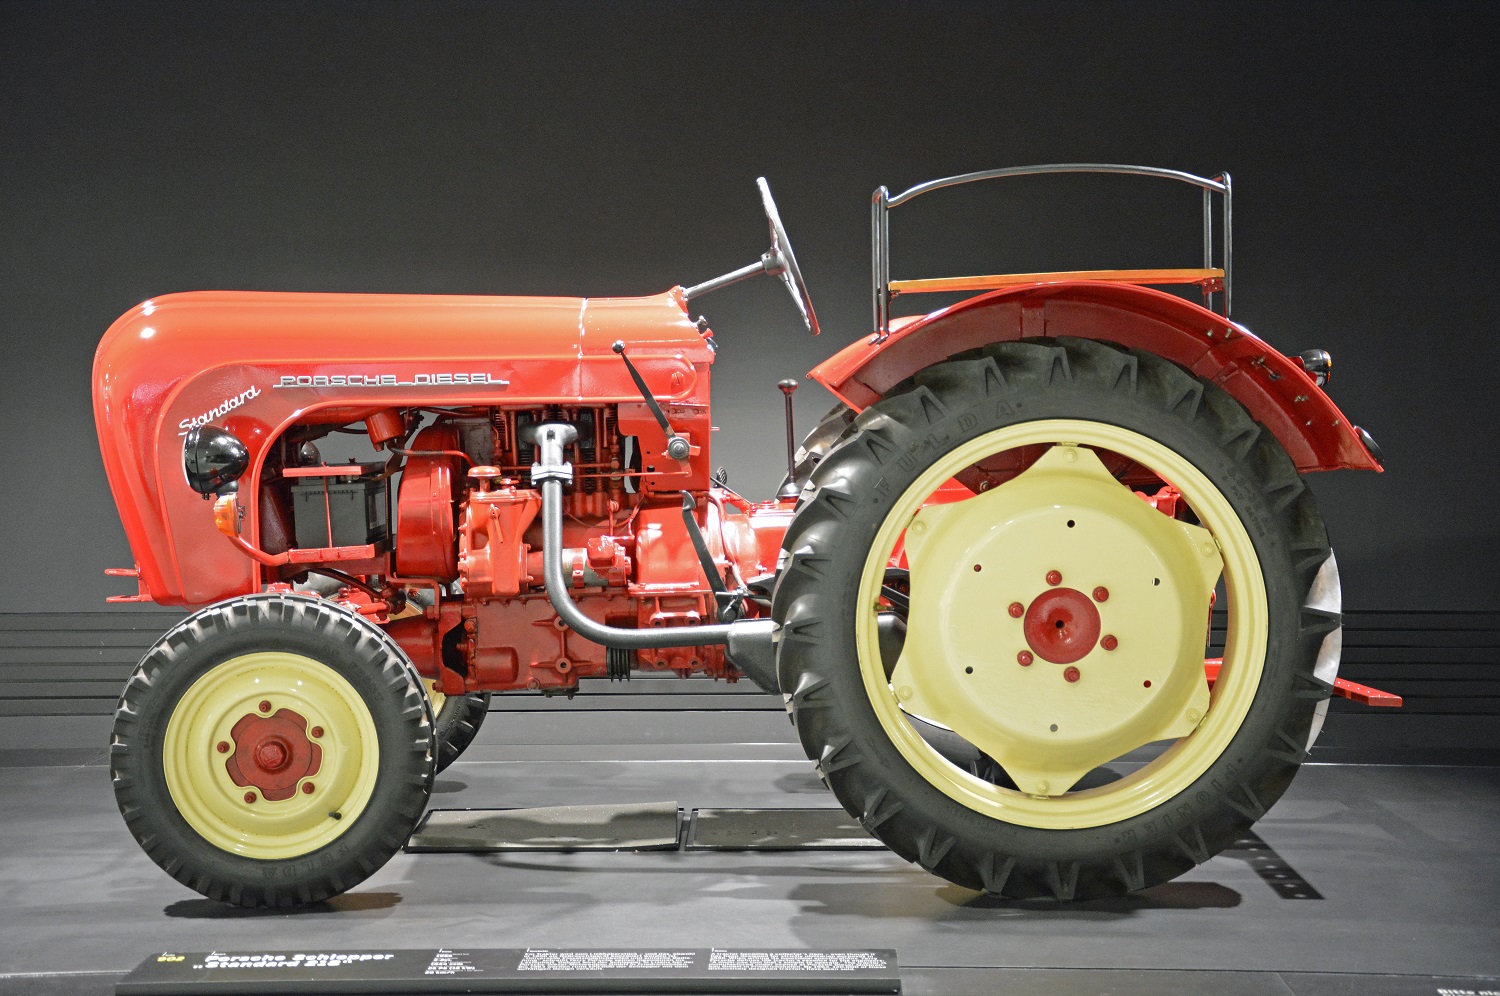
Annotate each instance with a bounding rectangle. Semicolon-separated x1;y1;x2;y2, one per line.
1008;602;1025;618
244;792;257;804
1064;666;1081;683
1046;570;1062;586
258;700;271;713
310;726;323;738
1017;651;1034;666
1093;586;1109;602
215;741;230;754
302;782;315;795
1101;635;1118;651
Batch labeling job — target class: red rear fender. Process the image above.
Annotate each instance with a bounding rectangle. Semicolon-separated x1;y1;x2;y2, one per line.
810;282;1380;473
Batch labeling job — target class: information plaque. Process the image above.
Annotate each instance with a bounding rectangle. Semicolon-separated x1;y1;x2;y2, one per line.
117;947;901;994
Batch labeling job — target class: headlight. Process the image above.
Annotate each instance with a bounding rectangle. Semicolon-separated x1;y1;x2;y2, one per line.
183;424;249;497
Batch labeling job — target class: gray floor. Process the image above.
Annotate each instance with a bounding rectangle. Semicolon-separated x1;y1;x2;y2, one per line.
1;711;1497;995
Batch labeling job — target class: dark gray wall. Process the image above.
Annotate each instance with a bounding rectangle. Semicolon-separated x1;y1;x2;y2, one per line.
1;0;1497;614
6;610;1493;765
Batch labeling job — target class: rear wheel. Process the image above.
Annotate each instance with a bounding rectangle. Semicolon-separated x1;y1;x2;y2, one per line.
773;338;1340;900
111;594;435;908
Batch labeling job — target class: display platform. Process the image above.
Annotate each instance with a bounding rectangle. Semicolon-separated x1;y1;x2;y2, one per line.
0;711;1496;996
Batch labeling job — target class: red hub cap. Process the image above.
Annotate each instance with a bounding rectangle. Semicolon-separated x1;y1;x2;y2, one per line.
1022;587;1102;664
224;708;322;802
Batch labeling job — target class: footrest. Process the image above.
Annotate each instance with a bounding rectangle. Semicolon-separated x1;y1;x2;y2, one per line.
405;805;884;852
686;808;884;850
406;802;681;852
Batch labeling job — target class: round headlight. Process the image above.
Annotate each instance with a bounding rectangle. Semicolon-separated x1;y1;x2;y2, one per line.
183;424;249;497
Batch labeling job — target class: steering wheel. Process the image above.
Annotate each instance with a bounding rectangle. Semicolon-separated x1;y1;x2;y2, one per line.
756;177;820;336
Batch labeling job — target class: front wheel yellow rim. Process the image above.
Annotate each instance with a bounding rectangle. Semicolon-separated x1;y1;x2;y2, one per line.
425;679;447;718
162;652;380;859
855;419;1268;831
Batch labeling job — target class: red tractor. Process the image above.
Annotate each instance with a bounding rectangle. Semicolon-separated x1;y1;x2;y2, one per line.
95;165;1393;908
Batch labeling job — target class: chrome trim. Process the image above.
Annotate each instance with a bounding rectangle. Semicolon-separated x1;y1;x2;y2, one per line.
884;164;1227;208
683;257;771;303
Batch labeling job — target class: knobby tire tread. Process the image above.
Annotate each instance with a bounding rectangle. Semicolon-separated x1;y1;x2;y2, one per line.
434;693;491;773
772;337;1336;900
111;593;435;908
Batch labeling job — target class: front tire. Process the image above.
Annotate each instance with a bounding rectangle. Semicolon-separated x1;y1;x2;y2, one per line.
773;338;1340;900
111;593;435;908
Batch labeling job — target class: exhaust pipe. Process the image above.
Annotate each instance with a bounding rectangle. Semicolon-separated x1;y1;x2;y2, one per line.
532;424;779;691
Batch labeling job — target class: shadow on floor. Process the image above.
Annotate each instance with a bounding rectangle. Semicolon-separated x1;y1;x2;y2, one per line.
163;891;403;918
935;879;1243;915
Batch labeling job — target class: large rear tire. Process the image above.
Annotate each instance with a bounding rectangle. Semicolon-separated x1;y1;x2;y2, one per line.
773;338;1341;900
111;593;435;908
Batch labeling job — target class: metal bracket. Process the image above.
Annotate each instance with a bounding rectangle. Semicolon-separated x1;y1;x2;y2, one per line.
528;423;578;485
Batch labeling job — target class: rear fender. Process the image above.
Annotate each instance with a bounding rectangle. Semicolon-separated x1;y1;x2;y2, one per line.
810;282;1380;473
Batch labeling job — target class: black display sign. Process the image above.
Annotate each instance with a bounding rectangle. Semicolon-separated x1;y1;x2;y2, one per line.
117;947;901;994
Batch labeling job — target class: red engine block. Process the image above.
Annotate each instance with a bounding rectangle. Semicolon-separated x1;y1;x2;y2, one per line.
381;407;777;695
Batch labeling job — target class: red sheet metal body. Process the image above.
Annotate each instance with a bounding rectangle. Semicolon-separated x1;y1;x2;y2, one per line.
93;288;710;607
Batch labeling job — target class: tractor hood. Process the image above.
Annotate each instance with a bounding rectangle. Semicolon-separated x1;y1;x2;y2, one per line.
94;288;712;606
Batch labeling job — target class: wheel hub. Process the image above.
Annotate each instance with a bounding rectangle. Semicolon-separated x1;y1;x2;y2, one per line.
890;444;1223;797
224;708;322;802
1022;587;1100;664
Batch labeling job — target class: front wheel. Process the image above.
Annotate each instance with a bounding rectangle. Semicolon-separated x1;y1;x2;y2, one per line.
111;594;435;908
773;338;1341;900
423;680;491;773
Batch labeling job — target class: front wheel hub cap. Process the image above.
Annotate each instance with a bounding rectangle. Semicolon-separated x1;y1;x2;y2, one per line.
224;708;322;802
891;444;1223;796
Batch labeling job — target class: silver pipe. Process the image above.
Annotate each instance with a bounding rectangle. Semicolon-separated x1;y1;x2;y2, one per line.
871;186;890;339
542;478;736;649
879;190;891;335
1221;172;1233;317
1202;187;1215;312
871;189;881;335
682;258;769;303
1202;187;1213;270
885;163;1227;208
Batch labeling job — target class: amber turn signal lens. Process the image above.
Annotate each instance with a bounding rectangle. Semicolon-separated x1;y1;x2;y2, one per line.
212;493;240;536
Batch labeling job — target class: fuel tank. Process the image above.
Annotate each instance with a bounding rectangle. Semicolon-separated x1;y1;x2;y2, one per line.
93;287;713;606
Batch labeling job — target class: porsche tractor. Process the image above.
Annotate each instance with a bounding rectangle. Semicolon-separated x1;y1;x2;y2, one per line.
95;165;1395;907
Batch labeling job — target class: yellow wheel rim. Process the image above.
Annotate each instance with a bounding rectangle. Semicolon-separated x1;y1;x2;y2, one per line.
855;419;1267;830
163;652;380;859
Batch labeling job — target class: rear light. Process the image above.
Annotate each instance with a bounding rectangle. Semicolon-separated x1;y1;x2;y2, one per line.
1297;348;1332;387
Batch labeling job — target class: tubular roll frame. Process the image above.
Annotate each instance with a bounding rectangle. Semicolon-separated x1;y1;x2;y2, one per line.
870;164;1232;341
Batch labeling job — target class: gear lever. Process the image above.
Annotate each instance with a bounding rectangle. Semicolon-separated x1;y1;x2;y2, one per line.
613;341;690;461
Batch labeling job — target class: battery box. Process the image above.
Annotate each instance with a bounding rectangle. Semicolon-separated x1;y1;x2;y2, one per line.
286;463;389;549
